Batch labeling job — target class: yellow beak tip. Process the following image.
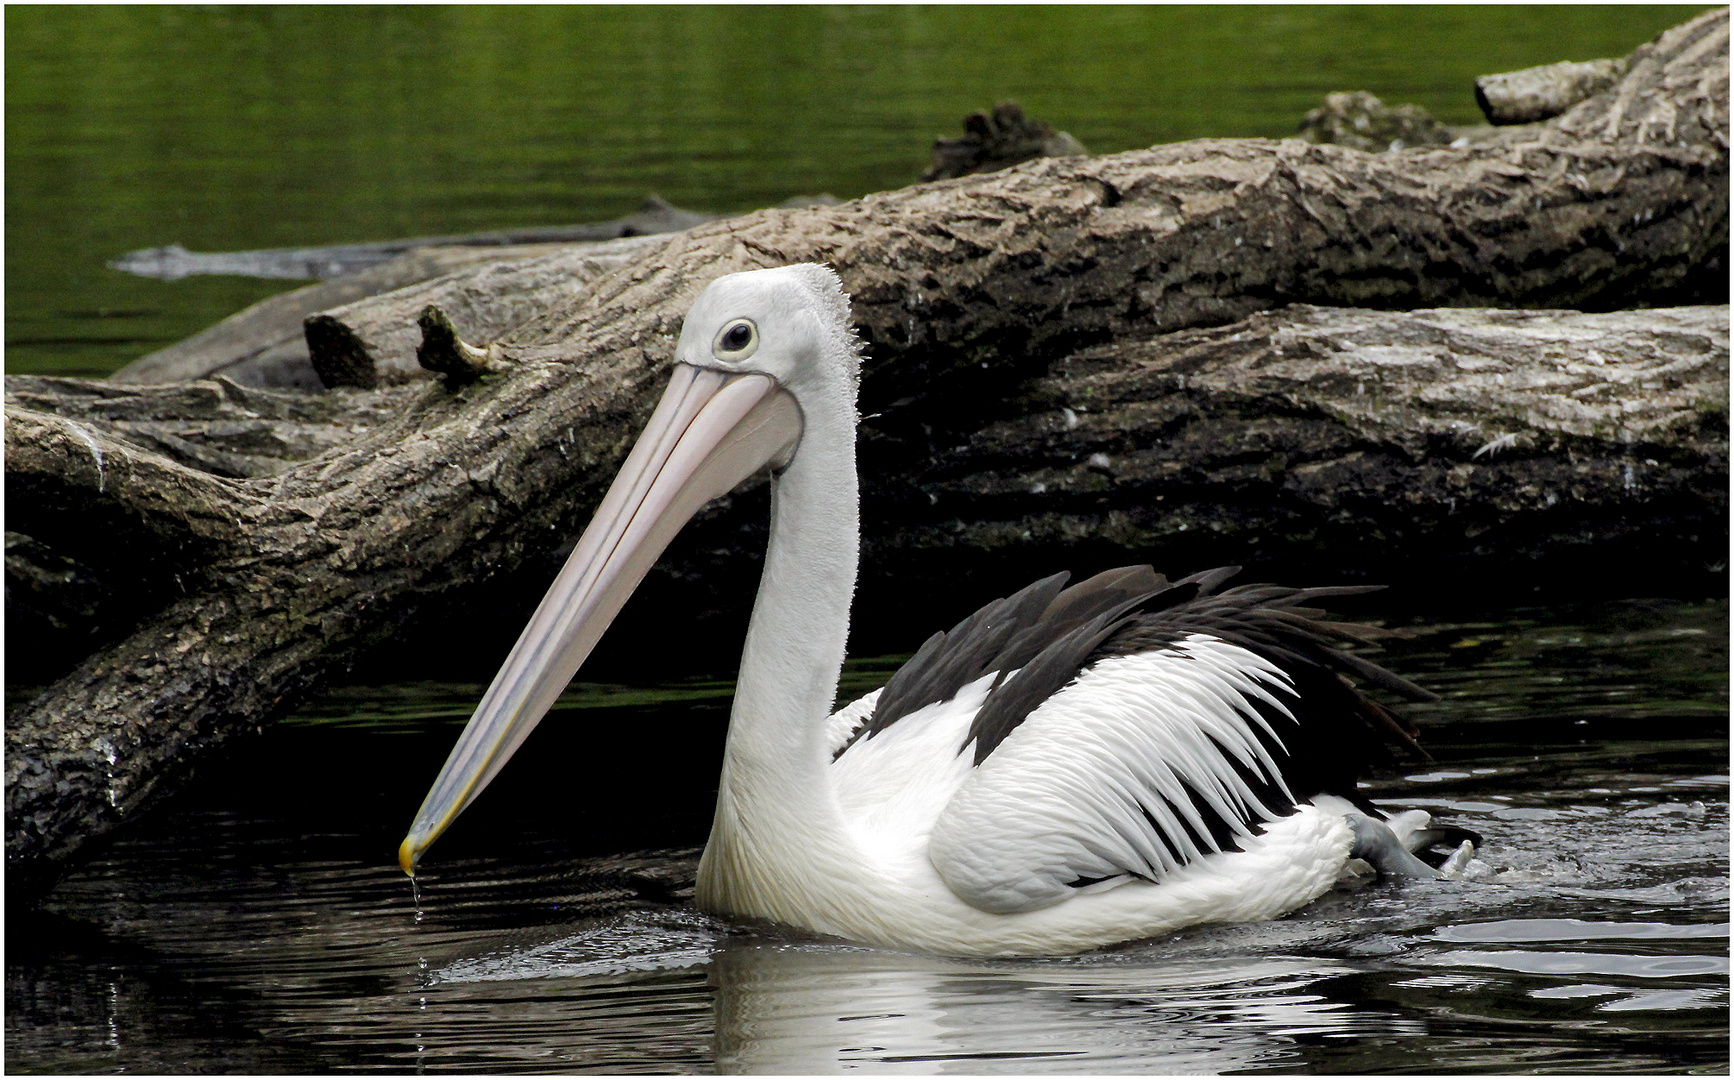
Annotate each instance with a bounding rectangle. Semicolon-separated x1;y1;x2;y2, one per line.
398;837;420;878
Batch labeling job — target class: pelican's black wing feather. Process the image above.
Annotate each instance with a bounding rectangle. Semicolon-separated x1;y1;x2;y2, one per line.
838;565;1433;804
836;567;1174;758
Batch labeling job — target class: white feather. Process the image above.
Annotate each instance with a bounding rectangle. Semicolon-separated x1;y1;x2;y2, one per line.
928;635;1302;914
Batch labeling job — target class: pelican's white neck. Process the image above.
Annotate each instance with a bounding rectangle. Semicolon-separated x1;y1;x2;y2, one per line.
696;377;862;918
733;396;859;767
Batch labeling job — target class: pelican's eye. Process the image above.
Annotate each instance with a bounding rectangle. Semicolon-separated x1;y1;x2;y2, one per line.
713;318;759;361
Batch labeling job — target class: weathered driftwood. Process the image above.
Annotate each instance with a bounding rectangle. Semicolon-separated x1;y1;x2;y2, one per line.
1476;58;1630;126
110;201;837;390
6;9;1728;899
306;11;1728;392
108;195;718;282
108;243;580;390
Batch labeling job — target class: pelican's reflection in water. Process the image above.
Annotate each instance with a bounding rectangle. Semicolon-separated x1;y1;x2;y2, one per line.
708;938;1419;1074
423;913;1421;1074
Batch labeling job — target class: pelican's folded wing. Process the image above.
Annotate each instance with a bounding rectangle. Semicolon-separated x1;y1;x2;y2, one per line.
925;572;1439;915
927;635;1315;914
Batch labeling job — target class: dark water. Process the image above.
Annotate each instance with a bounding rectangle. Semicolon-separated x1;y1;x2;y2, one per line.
4;4;1704;377
7;599;1727;1073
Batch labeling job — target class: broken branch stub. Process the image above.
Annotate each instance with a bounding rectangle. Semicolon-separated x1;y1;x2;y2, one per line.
308;233;678;389
416;305;492;386
1476;58;1631;125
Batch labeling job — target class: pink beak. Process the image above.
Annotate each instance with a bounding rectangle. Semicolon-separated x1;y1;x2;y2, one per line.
400;364;802;874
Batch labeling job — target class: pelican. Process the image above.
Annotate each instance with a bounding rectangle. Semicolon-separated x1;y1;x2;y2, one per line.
399;264;1474;957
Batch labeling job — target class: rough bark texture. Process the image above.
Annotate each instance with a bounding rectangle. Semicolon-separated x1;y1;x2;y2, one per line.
7;9;1729;900
1476;58;1630;125
5;377;416;671
857;304;1726;615
3;376;413;479
310;235;678;388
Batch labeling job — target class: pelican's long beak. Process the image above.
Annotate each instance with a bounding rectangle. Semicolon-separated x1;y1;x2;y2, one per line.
399;364;802;875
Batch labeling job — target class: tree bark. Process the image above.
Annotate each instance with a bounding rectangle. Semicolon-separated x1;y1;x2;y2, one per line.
7;8;1728;899
854;304;1726;626
308;235;678;388
4;377;418;672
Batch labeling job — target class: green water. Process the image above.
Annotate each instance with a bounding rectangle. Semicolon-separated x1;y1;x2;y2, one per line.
4;4;1705;377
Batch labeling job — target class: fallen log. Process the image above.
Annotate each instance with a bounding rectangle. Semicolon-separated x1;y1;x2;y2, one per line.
4;377;417;673
306;11;1727;391
107;242;583;390
7;9;1728;899
108;235;694;391
305;234;677;388
856;304;1728;624
25;302;1724;604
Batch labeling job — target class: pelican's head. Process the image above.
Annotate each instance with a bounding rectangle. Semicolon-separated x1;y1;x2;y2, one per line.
397;264;857;876
674;263;861;411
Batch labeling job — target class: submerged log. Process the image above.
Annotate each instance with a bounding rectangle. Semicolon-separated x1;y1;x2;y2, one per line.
6;9;1729;898
921;101;1090;181
108;195;718;282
